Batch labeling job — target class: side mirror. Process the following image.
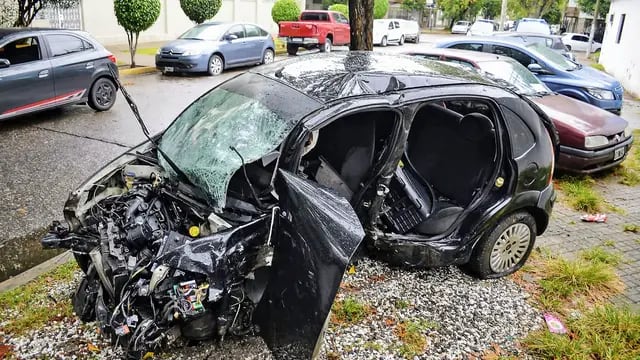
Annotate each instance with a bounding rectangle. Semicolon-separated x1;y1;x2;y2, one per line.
527;63;545;73
0;58;10;69
225;34;238;41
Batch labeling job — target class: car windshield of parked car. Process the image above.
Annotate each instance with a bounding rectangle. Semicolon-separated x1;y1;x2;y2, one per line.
158;73;319;209
478;60;551;96
526;42;578;71
179;24;227;41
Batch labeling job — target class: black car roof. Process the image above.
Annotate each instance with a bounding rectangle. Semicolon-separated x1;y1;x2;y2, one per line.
252;52;491;102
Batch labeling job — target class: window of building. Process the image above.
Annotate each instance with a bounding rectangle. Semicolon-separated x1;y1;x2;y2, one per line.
616;14;625;44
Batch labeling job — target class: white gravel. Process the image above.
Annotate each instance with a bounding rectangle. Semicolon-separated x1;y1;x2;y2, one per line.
2;259;543;359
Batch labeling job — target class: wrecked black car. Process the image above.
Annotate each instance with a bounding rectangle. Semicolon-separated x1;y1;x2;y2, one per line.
42;52;557;359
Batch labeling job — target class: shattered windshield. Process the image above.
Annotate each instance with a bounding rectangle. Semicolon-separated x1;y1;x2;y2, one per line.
158;73;320;209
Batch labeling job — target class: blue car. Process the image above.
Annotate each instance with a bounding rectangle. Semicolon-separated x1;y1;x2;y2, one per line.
156;22;275;76
435;37;624;114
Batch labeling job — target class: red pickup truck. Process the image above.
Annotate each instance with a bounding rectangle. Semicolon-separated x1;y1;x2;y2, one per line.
278;10;350;55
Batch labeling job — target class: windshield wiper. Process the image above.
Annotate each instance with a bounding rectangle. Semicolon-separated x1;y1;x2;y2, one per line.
107;66;196;188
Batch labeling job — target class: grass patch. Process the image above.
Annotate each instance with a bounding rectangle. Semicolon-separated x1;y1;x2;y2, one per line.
614;129;640;186
603;239;616;247
590;63;605;71
623;224;639;233
580;246;622;266
539;257;622;299
524;304;640;360
555;176;604;213
124;47;158;56
0;260;78;335
363;341;384;351
394;299;410;310
331;297;374;325
394;319;437;358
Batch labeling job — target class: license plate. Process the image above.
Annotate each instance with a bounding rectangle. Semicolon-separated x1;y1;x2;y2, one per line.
164;66;174;72
290;37;303;43
614;147;625;160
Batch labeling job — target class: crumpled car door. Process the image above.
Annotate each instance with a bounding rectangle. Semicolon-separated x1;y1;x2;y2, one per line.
256;170;365;359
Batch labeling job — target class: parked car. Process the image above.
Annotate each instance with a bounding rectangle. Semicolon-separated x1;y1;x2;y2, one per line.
0;28;118;121
374;19;405;46
399;19;421;43
515;18;551;34
406;48;634;173
494;32;576;61
155;22;275;76
451;20;471;34
436;37;624;113
43;52;556;359
561;32;602;52
467;19;496;36
278;10;350;55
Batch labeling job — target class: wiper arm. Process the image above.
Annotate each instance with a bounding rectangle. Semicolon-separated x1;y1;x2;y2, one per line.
107;66;195;188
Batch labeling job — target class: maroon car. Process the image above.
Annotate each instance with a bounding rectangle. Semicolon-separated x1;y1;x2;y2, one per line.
407;49;633;174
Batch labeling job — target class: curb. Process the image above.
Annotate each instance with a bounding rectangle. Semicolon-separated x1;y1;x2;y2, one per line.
0;250;73;294
119;66;158;76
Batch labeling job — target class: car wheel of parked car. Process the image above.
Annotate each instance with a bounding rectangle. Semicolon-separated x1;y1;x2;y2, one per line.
262;48;275;65
566;45;572;51
399;35;405;45
414;33;420;43
208;54;224;76
464;211;536;279
88;77;117;112
320;38;332;53
381;36;388;47
287;44;299;56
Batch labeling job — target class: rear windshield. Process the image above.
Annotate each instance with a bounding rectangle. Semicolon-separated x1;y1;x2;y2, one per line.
301;12;331;21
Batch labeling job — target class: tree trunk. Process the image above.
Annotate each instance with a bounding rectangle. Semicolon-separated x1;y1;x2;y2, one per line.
586;0;600;57
349;0;373;51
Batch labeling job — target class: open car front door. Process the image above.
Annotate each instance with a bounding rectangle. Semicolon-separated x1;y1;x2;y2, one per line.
256;170;365;359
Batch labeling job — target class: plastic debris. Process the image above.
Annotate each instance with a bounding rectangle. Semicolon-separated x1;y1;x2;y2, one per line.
544;313;567;334
580;213;607;223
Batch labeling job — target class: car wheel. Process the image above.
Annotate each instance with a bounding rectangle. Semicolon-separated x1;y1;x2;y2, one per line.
320;38;332;53
262;48;275;65
88;77;116;112
381;36;388;47
207;54;224;76
399;35;405;45
464;211;537;279
287;43;299;56
414;33;420;43
566;45;572;51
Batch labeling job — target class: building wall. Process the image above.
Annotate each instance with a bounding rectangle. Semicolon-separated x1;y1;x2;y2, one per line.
73;0;303;46
599;0;639;97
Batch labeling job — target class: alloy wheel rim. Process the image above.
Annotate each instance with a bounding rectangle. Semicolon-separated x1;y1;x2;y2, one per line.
210;57;223;74
96;83;114;106
264;50;274;64
489;223;531;273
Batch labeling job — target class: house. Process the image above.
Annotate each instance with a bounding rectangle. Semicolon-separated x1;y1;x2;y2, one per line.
598;0;638;97
31;0;305;45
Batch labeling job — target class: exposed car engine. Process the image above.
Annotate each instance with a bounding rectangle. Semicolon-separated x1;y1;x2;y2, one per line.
44;160;273;359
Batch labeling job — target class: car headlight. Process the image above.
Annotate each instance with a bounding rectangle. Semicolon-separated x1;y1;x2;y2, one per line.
624;126;632;138
586;88;615;100
156;48;161;55
182;50;202;56
585;135;609;148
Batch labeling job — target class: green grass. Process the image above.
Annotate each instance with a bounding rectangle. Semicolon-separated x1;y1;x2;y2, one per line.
591;63;606;71
604;239;616;247
331;297;372;325
556;176;604;213
538;257;622;299
124;47;158;56
0;260;78;335
394;319;437;358
623;224;639;233
614;130;640;186
524;305;640;360
394;299;410;310
580;246;622;266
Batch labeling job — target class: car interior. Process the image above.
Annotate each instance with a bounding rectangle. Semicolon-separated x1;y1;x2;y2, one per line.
0;37;41;65
300;100;499;237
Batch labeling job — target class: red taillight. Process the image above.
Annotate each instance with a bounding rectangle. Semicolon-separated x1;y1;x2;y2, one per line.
107;54;117;64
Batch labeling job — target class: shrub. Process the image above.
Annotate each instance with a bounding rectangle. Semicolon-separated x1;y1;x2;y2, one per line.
374;0;389;19
271;0;301;24
328;3;348;17
114;0;161;67
180;0;222;24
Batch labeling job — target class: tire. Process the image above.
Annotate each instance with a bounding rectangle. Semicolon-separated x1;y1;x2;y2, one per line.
88;77;116;112
381;36;388;47
207;54;224;76
320;38;332;53
566;45;572;51
262;48;275;65
464;211;537;279
399;35;405;45
414;33;420;43
287;43;299;56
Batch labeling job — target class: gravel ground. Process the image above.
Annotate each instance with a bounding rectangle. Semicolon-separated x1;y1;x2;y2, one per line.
1;259;543;359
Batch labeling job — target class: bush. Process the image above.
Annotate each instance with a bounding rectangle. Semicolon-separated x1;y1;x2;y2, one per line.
271;0;301;24
180;0;222;24
114;0;161;67
374;0;389;19
328;3;348;17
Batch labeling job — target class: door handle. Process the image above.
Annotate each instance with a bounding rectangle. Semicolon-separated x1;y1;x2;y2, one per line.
86;62;94;69
38;70;49;78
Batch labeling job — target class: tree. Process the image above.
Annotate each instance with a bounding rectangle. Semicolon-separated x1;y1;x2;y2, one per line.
114;0;161;68
438;0;477;28
323;0;345;10
508;0;556;18
373;0;388;19
401;0;425;13
271;0;300;24
12;0;78;27
479;0;500;19
180;0;222;24
1;0;18;27
328;3;348;17
577;0;610;14
349;0;374;50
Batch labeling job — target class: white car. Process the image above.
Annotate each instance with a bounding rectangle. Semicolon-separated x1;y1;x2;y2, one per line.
374;19;405;46
515;18;551;35
399;19;420;43
561;33;602;52
451;20;470;34
467;20;495;36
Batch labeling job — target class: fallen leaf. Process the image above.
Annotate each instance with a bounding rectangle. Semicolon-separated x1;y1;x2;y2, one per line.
0;344;14;359
87;343;100;352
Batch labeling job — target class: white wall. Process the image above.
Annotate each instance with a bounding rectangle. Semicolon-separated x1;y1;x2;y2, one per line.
79;0;298;46
599;0;639;97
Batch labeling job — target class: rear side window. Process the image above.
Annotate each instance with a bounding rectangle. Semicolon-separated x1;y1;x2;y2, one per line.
492;45;535;67
245;25;261;37
47;34;85;57
450;43;483;51
502;106;535;157
0;36;41;65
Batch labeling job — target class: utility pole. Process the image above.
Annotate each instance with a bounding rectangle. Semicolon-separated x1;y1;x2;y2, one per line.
586;0;601;57
499;0;508;31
